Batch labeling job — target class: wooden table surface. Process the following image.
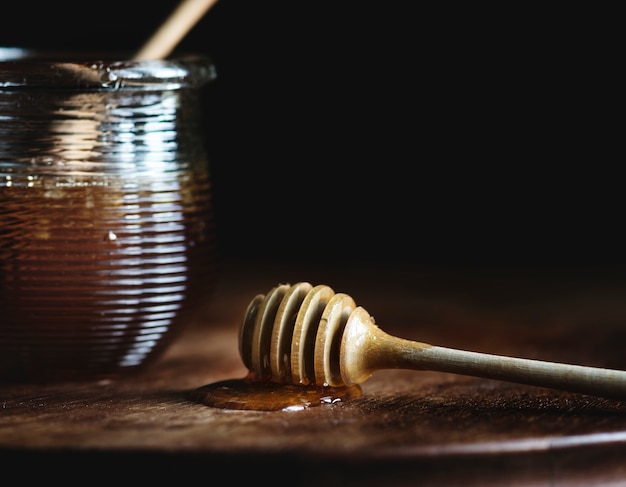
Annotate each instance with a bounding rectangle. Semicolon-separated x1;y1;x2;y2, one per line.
2;260;626;485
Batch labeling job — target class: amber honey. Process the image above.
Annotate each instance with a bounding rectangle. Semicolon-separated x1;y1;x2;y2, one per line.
192;374;362;411
0;170;216;381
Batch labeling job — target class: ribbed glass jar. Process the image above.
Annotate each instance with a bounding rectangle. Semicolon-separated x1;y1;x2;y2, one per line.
0;48;217;382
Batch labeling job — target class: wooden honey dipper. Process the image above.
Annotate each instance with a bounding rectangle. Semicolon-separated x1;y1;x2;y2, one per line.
239;282;626;400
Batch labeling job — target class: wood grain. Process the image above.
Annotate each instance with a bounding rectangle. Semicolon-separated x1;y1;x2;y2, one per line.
2;260;626;485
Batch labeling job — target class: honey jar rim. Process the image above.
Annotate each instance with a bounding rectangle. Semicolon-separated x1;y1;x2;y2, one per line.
0;47;216;90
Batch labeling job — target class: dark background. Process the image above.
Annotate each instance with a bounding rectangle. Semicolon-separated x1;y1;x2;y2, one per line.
2;1;622;273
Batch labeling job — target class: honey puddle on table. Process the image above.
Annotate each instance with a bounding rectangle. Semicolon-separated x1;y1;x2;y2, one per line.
191;376;362;411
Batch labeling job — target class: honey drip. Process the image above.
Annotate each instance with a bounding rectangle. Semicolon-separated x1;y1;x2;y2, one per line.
191;373;362;411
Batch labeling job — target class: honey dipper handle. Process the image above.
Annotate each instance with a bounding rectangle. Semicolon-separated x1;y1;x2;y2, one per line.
134;0;219;60
409;345;626;400
340;307;626;400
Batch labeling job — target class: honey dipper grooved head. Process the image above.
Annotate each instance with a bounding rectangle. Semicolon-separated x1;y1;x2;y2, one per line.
239;282;376;387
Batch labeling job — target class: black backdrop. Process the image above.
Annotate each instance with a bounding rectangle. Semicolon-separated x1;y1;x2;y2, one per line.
2;2;622;272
